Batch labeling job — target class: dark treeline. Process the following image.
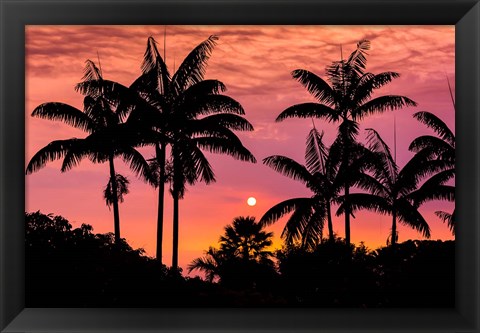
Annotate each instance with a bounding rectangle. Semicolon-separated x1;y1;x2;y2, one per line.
26;211;454;307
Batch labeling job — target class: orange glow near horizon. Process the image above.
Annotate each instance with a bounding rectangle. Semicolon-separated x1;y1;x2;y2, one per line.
25;25;455;275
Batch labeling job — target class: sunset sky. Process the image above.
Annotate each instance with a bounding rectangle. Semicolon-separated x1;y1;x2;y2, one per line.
25;25;455;273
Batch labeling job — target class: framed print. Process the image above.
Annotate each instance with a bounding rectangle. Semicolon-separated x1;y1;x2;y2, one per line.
1;0;479;332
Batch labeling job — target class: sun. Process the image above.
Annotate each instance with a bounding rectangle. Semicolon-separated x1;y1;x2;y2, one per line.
247;197;257;206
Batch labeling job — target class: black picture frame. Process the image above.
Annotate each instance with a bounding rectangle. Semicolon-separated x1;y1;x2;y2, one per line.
1;0;479;332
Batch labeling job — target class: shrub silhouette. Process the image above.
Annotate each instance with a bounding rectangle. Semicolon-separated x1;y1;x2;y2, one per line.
26;211;453;307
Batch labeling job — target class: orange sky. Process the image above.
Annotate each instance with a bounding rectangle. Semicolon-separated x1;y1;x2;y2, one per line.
25;25;455;274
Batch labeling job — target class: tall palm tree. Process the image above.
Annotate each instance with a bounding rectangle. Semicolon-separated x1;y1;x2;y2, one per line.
26;60;153;244
337;129;432;247
260;128;333;249
75;36;256;266
260;126;374;249
275;40;417;245
137;35;256;269
408;111;455;235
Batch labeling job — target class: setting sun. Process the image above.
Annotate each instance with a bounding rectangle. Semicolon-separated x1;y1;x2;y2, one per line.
247;197;257;206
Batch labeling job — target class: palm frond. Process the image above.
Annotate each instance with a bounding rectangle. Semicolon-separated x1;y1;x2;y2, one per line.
305;127;328;175
263;155;313;185
195;114;254;132
282;200;315;245
181;94;245;117
60;140;94;172
190;144;216;185
81;59;102;81
259;197;313;227
301;204;327;250
194;137;256;163
31;102;95;133
118;146;156;185
353;95;417;121
354;71;400;105
181;79;227;98
346;39;371;77
408;135;454;157
336;193;391;216
396;153;452;195
141;36;171;94
276;103;338;122
365;128;398;185
187;247;220;282
291;69;335;106
413;111;455;147
396;198;431;238
172;35;218;96
408;183;455;207
352;172;389;198
435;209;455;235
26;139;79;174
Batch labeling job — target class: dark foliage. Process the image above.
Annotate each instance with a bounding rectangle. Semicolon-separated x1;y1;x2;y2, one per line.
26;212;454;307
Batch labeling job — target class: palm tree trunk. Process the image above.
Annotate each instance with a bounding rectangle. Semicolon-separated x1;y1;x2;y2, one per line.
108;155;121;244
172;191;179;270
391;208;397;248
155;142;166;264
344;184;350;245
327;202;334;242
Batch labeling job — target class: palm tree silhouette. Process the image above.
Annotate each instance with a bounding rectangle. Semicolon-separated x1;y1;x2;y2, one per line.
188;216;274;281
408;111;455;234
219;216;273;261
261;126;375;248
275;40;417;245
187;246;224;282
260;127;334;248
76;36;255;266
137;35;256;269
26;60;153;243
336;129;431;247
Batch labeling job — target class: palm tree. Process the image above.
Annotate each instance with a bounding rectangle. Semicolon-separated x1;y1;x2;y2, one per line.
408;111;455;235
275;40;417;245
75;36;256;266
336;129;432;248
260;126;375;249
136;35;256;269
188;216;274;282
187;247;224;282
26;60;153;244
260;128;334;249
219;216;273;261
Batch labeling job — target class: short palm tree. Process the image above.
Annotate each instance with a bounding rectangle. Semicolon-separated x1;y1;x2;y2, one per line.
188;216;274;281
219;216;273;261
337;129;432;247
187;247;224;282
275;40;417;245
26;60;153;243
408;111;455;235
